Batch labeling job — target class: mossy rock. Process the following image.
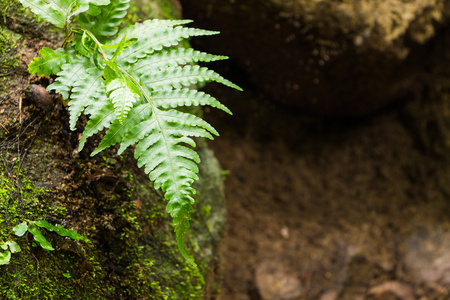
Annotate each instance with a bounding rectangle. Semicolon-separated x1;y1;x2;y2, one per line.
0;0;226;299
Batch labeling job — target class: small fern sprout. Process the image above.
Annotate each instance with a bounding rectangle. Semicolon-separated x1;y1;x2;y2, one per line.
20;0;241;265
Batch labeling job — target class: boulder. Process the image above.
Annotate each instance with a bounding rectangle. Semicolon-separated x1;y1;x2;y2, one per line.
181;0;447;117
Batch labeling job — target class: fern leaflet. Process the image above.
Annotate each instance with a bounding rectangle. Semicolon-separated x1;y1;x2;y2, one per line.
28;47;71;77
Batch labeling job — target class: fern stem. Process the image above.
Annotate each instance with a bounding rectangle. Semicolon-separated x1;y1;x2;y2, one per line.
76;28;109;59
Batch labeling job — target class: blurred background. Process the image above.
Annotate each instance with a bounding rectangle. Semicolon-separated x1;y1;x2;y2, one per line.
179;1;450;299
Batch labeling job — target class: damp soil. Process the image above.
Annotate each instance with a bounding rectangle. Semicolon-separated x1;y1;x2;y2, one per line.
200;87;450;300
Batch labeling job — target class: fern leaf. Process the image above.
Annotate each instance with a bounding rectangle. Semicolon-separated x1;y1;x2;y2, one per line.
106;78;139;123
73;0;110;16
133;121;200;189
117;26;220;65
18;0;70;28
129;106;219;264
151;89;232;114
157;109;218;137
173;210;195;265
117;19;193;41
140;65;242;91
68;67;104;130
47;54;90;99
20;0;242;266
28;47;71;77
79;0;129;38
78;94;115;152
91;103;152;155
127;48;228;77
18;0;111;28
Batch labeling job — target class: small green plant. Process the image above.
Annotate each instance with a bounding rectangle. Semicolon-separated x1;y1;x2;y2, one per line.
19;0;241;265
0;220;87;265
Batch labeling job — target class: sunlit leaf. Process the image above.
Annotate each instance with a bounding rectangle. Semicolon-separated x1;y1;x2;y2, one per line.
0;251;11;265
35;220;88;242
28;224;55;251
13;222;28;237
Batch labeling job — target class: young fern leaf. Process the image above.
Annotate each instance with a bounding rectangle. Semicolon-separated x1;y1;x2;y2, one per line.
106;78;139;123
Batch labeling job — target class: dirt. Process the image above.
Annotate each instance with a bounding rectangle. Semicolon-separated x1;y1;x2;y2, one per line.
198;86;450;299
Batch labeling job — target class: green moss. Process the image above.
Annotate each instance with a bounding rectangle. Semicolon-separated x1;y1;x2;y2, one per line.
0;167;51;241
114;175;206;299
0;27;20;74
0;26;21;95
0;167;105;299
0;245;104;299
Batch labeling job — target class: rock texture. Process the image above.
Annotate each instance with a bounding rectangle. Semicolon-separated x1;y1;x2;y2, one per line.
181;0;448;117
180;0;450;299
271;0;444;58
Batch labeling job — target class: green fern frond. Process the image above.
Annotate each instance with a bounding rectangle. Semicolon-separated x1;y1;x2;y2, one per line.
151;89;232;114
117;26;220;65
69;67;104;130
18;0;110;28
106;78;139;123
140;65;242;91
21;1;242;265
78;94;115;151
47;55;90;100
18;0;70;28
123;105;219;265
28;47;71;77
128;48;228;77
79;0;129;38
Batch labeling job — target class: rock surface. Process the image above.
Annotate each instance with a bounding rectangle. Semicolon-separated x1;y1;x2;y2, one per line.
181;0;448;117
179;0;450;299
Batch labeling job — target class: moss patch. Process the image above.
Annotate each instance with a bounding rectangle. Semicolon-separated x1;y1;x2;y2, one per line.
0;27;20;75
0;26;21;98
0;166;104;299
